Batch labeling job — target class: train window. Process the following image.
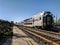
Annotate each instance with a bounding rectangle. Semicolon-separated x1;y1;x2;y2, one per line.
34;18;38;21
40;17;41;20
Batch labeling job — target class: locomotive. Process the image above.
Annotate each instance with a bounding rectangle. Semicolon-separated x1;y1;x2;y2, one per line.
20;11;54;29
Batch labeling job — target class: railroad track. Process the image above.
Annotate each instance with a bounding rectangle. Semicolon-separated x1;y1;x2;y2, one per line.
23;27;60;44
26;26;60;38
17;26;60;45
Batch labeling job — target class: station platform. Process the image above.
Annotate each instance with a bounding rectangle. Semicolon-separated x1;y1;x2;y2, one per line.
2;26;39;45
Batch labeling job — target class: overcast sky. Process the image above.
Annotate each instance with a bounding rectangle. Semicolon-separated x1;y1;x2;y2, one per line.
0;0;60;22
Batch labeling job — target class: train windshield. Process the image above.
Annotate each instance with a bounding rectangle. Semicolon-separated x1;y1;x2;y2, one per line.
46;16;52;25
43;15;53;26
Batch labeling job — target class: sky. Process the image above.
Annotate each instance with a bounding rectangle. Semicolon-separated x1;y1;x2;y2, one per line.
0;0;60;22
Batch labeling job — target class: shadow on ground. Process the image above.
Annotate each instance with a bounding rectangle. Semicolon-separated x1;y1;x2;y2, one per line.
13;33;30;39
45;27;60;32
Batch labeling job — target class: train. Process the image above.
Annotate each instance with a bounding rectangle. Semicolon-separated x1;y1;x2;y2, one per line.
19;11;54;29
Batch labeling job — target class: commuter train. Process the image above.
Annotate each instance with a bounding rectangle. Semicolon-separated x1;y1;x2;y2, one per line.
19;11;54;29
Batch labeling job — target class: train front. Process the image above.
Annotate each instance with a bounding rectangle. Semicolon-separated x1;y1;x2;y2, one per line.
43;12;54;29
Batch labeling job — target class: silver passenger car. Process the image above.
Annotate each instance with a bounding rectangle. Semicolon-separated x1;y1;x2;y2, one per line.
21;11;54;29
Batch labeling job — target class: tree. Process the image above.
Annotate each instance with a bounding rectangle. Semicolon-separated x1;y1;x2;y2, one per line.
57;17;60;26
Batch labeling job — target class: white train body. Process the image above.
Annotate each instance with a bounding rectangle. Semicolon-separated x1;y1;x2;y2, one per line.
20;11;54;29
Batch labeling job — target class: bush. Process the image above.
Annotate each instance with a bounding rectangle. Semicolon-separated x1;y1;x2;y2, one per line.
0;19;13;40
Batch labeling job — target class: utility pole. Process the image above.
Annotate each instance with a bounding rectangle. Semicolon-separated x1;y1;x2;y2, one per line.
56;15;57;27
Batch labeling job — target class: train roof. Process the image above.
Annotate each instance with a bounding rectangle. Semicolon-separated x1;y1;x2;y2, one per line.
31;11;44;18
31;11;52;18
